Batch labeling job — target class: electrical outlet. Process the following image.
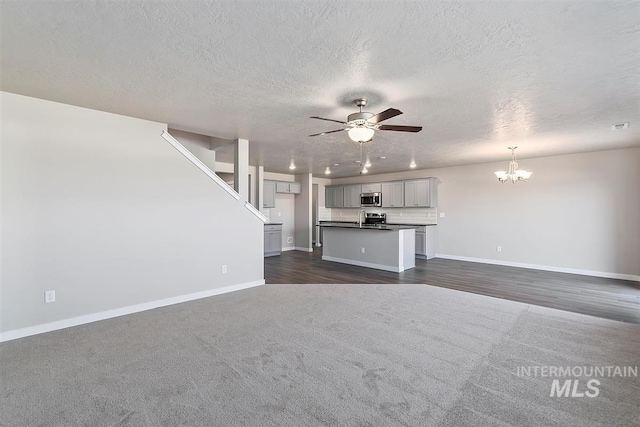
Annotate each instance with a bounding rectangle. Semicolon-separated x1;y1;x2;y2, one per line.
221;265;227;274
44;290;56;303
361;247;365;254
287;237;293;243
496;246;502;253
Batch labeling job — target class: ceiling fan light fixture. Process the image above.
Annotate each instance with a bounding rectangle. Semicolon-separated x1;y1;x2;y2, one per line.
348;127;375;143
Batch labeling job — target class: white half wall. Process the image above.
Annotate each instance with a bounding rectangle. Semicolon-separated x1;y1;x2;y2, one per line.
0;92;265;338
294;173;312;251
332;148;640;279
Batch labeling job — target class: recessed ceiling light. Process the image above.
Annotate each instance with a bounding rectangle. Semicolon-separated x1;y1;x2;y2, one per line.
333;163;339;167
612;123;629;130
324;167;331;175
354;160;362;164
378;156;386;160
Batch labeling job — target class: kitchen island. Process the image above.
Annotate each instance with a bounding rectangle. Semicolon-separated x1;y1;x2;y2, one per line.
320;223;416;272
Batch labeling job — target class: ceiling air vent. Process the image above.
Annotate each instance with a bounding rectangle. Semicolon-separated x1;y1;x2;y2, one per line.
611;123;629;131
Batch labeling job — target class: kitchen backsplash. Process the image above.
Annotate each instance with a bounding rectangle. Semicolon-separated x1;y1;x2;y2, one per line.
318;207;332;221
325;207;438;225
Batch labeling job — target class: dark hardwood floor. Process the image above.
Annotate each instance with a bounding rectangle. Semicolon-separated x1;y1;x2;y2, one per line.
265;249;640;324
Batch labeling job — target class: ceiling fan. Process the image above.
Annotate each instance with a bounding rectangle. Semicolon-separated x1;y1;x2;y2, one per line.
309;98;422;142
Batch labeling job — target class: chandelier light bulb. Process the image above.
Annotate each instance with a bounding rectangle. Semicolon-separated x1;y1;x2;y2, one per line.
409;161;417;169
324;167;331;175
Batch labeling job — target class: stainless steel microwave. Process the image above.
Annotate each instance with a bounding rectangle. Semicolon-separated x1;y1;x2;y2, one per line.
360;192;381;207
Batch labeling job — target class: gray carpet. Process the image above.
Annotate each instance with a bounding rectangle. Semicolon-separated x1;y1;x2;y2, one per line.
1;284;639;426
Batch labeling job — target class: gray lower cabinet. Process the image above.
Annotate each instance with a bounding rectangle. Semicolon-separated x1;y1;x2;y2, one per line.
415;226;436;259
263;180;276;208
325;186;344;208
264;224;282;257
381;182;404;207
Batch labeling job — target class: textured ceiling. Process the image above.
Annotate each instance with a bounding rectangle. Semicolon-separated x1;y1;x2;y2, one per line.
1;1;639;178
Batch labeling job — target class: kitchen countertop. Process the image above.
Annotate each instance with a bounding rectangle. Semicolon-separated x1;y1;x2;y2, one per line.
318;221;436;227
319;223;419;231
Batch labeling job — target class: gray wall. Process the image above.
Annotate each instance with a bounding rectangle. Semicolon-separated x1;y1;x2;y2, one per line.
333;148;640;278
0;92;265;334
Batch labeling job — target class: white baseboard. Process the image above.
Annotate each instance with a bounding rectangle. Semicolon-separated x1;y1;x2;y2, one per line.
282;246;314;253
322;255;406;272
0;280;265;343
435;254;640;282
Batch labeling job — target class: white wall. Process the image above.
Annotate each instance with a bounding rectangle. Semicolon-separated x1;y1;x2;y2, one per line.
0;92;265;338
214;161;257;207
169;128;216;171
294;173;312;251
263;172;296;250
332;148;640;279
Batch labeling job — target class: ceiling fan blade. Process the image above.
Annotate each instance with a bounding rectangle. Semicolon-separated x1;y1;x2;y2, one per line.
368;108;402;124
309;128;346;137
378;125;423;132
310;116;348;125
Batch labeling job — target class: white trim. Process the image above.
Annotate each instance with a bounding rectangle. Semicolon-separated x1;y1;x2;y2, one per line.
435;254;640;282
0;280;265;343
322;255;405;272
244;202;268;223
161;131;240;200
294;247;314;252
161;131;267;223
281;247;297;252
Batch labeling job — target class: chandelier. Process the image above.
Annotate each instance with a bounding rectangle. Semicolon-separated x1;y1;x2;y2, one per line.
494;146;532;183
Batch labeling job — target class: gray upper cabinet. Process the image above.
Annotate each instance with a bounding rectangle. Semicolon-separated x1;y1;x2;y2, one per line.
263;180;276;208
381;182;404;207
326;179;436;208
343;185;362;208
289;182;302;194
325;186;344;208
404;179;436;207
276;182;301;194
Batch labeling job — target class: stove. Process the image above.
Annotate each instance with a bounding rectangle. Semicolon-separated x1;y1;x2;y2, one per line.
365;213;386;225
